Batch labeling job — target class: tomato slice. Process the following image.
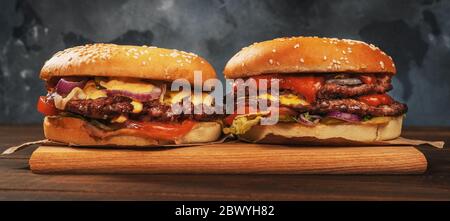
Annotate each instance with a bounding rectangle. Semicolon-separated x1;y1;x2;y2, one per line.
37;96;58;116
358;94;393;106
359;74;376;84
124;120;196;141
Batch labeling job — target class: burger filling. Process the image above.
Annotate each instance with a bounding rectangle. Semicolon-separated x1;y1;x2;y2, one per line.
224;73;407;135
38;77;222;140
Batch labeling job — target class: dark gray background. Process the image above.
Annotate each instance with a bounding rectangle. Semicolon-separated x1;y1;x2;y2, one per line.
0;0;449;125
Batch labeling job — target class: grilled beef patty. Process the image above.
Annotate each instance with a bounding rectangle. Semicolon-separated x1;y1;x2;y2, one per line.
317;75;392;99
65;96;133;120
64;96;221;122
290;99;407;117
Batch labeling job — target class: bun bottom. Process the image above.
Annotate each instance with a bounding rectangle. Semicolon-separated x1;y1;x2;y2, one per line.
43;116;222;147
239;116;403;145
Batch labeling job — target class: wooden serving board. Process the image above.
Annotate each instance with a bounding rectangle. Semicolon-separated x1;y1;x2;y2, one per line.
29;143;427;174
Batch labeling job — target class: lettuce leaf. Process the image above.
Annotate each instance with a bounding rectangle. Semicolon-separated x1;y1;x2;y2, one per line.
223;115;263;135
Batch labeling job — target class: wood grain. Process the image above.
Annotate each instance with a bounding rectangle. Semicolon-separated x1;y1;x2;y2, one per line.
2;125;450;200
29;143;427;174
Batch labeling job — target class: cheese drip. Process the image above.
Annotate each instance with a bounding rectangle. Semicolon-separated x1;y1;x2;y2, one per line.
257;93;309;106
99;78;155;93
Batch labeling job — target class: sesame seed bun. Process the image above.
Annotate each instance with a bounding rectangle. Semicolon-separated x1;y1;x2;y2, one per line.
224;36;396;79
40;44;217;84
43;116;222;146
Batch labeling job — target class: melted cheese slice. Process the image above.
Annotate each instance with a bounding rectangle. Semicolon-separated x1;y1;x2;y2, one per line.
111;115;128;123
131;101;143;113
99;78;155;93
83;81;107;99
258;93;309;106
165;91;214;106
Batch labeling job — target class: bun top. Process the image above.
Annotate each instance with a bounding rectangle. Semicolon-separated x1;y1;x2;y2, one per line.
40;44;217;84
224;36;396;79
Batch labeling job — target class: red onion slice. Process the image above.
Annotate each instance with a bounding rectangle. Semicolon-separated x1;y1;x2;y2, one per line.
56;78;87;96
106;87;161;102
326;111;361;122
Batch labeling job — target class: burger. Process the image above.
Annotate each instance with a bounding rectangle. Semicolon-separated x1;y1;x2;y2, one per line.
38;44;222;146
223;37;408;144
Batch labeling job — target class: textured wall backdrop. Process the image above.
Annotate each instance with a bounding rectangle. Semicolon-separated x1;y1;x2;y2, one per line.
0;0;449;125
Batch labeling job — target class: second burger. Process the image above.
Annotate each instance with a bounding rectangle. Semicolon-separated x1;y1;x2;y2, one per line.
223;37;408;144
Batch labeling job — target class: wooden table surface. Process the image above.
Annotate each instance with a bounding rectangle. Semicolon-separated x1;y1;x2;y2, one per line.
1;125;450;200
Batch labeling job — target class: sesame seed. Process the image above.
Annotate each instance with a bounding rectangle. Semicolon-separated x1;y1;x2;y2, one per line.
170;51;179;57
369;44;378;51
269;59;274;65
342;50;346;55
294;43;300;48
323;56;327;61
380;61;385;69
272;49;277;53
300;58;304;63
